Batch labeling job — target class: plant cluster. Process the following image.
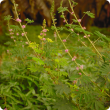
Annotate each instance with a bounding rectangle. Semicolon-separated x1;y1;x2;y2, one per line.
0;0;110;110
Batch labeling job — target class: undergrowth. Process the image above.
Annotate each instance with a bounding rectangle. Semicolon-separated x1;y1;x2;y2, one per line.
0;0;110;110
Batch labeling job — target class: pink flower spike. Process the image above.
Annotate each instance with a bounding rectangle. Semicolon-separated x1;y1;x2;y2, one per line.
25;42;28;44
9;29;12;31
74;56;77;59
63;39;66;42
71;12;74;15
78;19;81;22
71;29;73;31
80;65;83;69
44;33;46;36
7;50;9;53
88;35;90;37
42;38;46;41
79;73;82;75
4;108;7;110
73;80;77;84
76;67;79;70
22;25;26;29
10;33;14;35
84;35;86;38
43;29;47;32
22;33;24;36
65;49;68;53
83;27;86;29
63;20;66;22
16;33;19;36
40;33;43;35
11;36;14;39
72;58;75;61
16;18;22;22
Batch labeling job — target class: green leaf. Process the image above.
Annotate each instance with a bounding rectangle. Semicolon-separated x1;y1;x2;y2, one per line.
25;18;34;23
84;11;95;18
95;101;105;110
94;31;110;41
54;83;70;95
57;7;68;13
32;57;44;65
53;97;74;110
79;94;83;104
81;75;91;83
69;74;81;81
4;15;12;20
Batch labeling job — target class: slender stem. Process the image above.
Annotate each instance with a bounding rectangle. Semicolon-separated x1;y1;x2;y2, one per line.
68;0;103;60
51;7;110;98
13;0;30;44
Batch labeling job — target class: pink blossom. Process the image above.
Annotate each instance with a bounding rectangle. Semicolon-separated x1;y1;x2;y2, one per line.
80;65;83;69
9;29;12;31
14;40;16;42
4;108;7;110
71;12;74;15
73;80;77;84
7;50;9;53
40;33;43;35
88;35;90;37
76;67;79;70
78;19;81;22
16;18;22;22
16;33;19;36
43;29;47;32
84;35;86;38
42;38;46;41
22;25;26;28
65;49;68;53
63;20;66;22
10;33;14;35
79;73;82;75
44;33;46;36
72;56;77;61
73;56;77;59
11;36;14;39
22;33;24;36
83;27;86;29
63;39;66;42
77;33;79;36
72;58;75;61
25;42;28;44
71;29;73;31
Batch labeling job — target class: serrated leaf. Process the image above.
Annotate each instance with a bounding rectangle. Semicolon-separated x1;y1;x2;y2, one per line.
81;75;91;83
94;31;110;41
32;57;44;65
54;84;70;95
53;98;73;110
84;11;95;18
25;18;34;23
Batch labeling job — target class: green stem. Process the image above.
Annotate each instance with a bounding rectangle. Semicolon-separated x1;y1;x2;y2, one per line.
68;0;103;60
13;0;30;44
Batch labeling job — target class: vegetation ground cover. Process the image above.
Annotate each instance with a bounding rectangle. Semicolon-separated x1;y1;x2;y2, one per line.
0;0;110;110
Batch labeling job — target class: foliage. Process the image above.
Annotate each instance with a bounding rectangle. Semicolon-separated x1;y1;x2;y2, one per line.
0;0;110;110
